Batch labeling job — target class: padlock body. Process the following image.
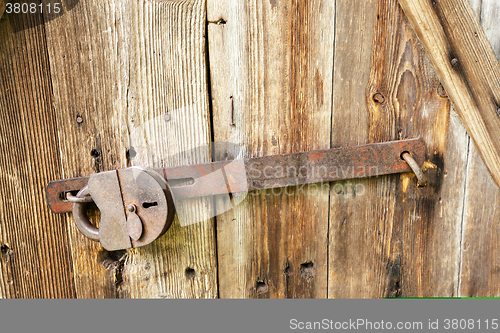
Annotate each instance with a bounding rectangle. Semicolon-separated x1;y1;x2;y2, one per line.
88;167;175;250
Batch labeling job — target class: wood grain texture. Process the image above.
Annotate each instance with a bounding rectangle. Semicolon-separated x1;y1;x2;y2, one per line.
459;0;500;297
44;0;217;298
117;0;217;299
397;0;500;188
43;0;131;298
0;9;76;298
328;0;468;298
468;0;482;15
208;0;334;298
0;0;5;19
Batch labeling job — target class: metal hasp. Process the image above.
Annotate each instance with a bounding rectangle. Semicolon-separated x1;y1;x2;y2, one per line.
46;138;426;250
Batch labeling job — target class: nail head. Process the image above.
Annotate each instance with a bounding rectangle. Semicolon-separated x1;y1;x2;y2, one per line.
437;84;447;98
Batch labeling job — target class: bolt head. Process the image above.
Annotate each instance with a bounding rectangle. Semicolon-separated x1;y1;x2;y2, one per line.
127;204;136;213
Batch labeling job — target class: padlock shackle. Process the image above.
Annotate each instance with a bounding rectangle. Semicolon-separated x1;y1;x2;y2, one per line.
72;186;100;241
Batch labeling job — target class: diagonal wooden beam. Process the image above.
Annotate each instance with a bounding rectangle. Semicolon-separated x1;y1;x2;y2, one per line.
398;0;500;188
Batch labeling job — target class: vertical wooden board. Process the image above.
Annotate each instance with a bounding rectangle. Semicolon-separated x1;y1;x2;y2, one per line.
0;11;76;297
44;0;216;298
480;0;500;53
43;0;131;298
329;0;468;298
117;0;217;299
459;0;500;297
208;0;334;298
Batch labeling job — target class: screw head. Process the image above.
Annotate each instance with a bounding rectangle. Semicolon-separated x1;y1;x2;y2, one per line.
164;113;171;122
127;204;136;213
76;115;83;124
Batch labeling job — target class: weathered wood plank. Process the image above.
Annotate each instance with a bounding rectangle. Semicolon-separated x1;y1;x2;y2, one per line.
397;0;500;189
0;0;5;19
43;0;130;298
459;0;500;297
44;0;217;298
0;9;76;298
208;0;334;298
117;0;217;299
328;0;467;298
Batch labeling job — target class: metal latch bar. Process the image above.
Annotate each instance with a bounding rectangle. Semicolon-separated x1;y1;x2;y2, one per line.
46;138;425;214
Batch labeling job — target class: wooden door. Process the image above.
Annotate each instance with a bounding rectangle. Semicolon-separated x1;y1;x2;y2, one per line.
0;0;499;298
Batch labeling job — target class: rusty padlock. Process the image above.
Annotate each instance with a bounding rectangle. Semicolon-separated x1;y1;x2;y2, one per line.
70;167;176;251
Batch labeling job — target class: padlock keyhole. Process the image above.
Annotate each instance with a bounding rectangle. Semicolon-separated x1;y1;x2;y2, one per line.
142;202;158;209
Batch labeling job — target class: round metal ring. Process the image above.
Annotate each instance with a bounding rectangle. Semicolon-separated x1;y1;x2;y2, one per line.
401;152;428;187
72;186;100;241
